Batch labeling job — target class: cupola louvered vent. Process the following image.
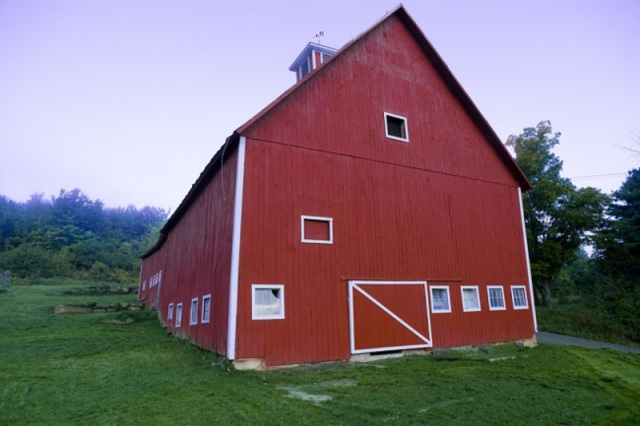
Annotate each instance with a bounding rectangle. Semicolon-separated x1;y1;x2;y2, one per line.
289;42;337;82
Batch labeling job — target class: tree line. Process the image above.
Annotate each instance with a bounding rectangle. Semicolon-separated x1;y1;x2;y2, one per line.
0;189;167;283
509;121;639;341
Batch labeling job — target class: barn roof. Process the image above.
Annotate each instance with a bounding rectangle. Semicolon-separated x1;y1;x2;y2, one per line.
142;5;531;259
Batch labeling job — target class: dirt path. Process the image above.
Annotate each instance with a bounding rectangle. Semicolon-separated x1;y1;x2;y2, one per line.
536;331;640;354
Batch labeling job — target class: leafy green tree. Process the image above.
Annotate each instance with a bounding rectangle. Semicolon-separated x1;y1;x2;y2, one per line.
507;121;607;307
590;168;640;340
596;168;640;279
0;188;166;283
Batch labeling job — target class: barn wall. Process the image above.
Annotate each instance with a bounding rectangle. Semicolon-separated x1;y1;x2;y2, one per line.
139;148;238;355
235;141;533;366
233;14;534;366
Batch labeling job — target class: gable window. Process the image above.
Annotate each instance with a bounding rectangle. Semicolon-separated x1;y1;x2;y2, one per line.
301;215;333;244
252;284;285;320
168;303;174;320
488;286;506;311
190;298;198;325
511;286;529;310
202;294;211;323
384;112;408;142
175;303;183;327
430;286;451;313
461;286;481;312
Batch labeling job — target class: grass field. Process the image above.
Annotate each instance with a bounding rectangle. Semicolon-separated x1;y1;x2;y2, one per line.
1;283;639;425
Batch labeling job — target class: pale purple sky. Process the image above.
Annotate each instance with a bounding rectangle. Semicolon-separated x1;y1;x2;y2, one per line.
1;0;638;211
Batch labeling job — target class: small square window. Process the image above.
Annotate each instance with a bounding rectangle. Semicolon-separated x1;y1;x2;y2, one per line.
168;303;174;320
175;303;183;327
461;286;481;312
488;286;506;311
384;112;408;142
202;295;211;323
511;286;528;310
430;286;451;313
301;215;333;244
190;298;198;325
252;285;285;320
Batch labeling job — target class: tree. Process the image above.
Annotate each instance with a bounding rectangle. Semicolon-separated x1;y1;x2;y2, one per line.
507;121;607;307
595;168;640;279
0;189;167;283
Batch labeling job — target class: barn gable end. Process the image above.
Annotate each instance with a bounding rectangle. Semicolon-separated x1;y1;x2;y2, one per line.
140;5;536;368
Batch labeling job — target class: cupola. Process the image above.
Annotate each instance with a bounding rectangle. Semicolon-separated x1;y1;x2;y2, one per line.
289;42;337;82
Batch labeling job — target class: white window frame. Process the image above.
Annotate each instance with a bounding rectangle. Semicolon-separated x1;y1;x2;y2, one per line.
384;112;409;142
252;284;285;320
487;286;506;311
429;286;451;313
190;297;198;325
168;302;174;320
511;285;529;310
301;215;333;244
175;303;183;327
461;286;481;312
201;294;211;324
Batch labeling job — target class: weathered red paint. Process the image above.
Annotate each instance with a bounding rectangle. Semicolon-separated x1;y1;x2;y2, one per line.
140;147;239;356
140;6;535;367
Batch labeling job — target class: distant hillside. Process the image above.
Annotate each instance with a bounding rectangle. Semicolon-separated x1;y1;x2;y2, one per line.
0;189;166;283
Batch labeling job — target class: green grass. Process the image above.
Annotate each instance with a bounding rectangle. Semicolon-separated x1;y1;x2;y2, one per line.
1;284;639;425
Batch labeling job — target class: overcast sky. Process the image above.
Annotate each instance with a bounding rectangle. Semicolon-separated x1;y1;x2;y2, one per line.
1;0;638;211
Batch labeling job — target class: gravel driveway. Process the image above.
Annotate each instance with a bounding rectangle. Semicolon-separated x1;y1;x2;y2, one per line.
536;331;640;354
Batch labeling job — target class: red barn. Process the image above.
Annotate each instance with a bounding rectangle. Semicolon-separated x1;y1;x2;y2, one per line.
139;5;536;369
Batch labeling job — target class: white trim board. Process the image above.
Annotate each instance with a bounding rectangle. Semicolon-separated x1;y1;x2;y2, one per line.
518;187;538;331
227;136;246;360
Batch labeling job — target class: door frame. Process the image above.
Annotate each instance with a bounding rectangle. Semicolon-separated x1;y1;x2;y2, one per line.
348;280;432;354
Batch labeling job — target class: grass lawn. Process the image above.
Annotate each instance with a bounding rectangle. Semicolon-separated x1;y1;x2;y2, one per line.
1;283;639;425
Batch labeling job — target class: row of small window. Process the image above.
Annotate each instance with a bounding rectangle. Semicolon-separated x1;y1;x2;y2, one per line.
142;270;163;291
168;295;211;327
250;284;528;322
431;285;529;313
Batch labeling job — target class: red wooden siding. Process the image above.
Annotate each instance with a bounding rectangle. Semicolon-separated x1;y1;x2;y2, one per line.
350;282;431;353
231;13;533;366
139;148;239;356
234;138;533;365
243;15;518;190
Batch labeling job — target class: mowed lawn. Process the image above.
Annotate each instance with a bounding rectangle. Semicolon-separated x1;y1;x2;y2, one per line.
1;284;639;425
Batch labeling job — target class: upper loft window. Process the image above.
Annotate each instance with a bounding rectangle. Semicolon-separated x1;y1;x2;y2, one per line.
384;112;409;142
301;215;333;244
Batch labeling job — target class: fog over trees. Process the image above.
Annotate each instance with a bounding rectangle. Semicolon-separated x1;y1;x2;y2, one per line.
0;189;166;283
